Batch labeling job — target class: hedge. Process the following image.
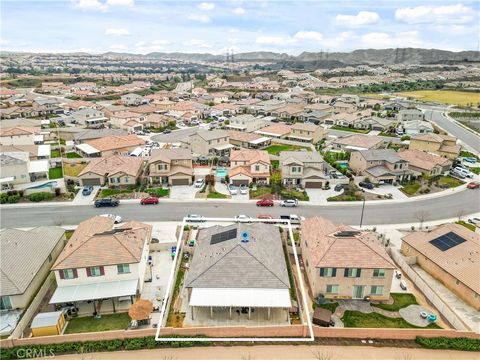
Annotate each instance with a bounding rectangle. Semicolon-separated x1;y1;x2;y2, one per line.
415;336;480;351
0;336;211;360
28;192;54;202
0;193;20;204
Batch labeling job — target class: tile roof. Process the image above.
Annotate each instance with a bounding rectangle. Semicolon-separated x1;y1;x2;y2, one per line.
357;149;405;163
301;217;395;269
256;123;292;136
194;129;228;141
149;148;192;164
226;130;265;143
402;224;480;293
230;149;270;164
185;223;290;289
85;135;144;152
333;134;384;149
78;155;145;177
52;217;152;270
280;150;323;165
1;227;65;296
398;149;451;171
0;152;29;165
413;133;457;143
0;126;38;137
74;128;127;141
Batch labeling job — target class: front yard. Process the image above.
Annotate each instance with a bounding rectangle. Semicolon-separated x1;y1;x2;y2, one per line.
206;190;228;199
98;187;170;199
400;176;464;196
280;188;309;201
64;313;130;334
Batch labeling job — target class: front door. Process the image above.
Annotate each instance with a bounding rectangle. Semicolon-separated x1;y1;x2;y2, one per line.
352;285;365;299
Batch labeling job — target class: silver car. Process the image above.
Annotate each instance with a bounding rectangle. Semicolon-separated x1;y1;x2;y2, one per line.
280;199;298;207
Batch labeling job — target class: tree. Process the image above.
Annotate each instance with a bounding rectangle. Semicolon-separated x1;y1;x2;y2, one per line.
415;210;430;230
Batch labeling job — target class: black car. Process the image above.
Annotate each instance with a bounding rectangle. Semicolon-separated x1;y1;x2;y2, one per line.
359;181;374;190
82;186;93;196
163;129;172;134
94;198;119;207
334;184;344;192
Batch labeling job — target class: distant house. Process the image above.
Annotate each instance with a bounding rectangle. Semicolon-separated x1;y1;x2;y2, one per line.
120;93;144;106
184;223;291;322
49;216;152;315
301;217;395;301
225;114;264;132
255;123;292;139
228;149;271;186
280;151;326;188
0;227;66;312
398;149;452;176
398;120;433;136
227;131;271;150
383;102;407;112
73;128;127;144
0;152;49;188
297;110;329;124
349;149;413;184
409;133;460;159
182;130;232;157
75;135;144;157
401;224;480;310
109;111;146;132
397;109;424;122
0;144;51;160
0;126;41;146
77;155;145;187
354;117;397;132
66;108;108;128
331;134;385;152
147;149;193;186
288;123;327;144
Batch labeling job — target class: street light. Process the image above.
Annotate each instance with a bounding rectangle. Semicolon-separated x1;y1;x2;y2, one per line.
359;189;366;228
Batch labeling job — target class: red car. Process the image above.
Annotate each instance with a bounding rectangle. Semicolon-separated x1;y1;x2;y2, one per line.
140;196;159;205
257;214;274;224
467;181;480;189
256;198;274;207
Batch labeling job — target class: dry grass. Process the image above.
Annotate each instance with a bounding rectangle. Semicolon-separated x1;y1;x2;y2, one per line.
395;90;480;107
63;162;87;177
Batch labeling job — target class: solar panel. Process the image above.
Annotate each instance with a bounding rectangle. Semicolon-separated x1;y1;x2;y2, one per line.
429;231;466;252
210;228;237;245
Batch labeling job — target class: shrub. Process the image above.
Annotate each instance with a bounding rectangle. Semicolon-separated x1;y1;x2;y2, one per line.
415;336;480;351
28;192;54;202
0;193;20;204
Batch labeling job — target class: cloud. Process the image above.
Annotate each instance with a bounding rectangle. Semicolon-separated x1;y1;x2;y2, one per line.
106;0;134;6
0;38;9;46
293;31;323;42
232;7;246;15
105;28;131;36
109;44;128;50
395;4;474;24
152;40;170;45
72;0;107;11
335;11;380;26
198;2;215;11
256;35;296;46
360;31;422;48
187;13;211;23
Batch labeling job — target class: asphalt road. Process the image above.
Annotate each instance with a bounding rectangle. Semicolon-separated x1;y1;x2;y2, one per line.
424;109;480;153
1;188;478;228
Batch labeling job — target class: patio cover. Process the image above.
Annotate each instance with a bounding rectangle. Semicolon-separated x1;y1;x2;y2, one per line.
49;279;138;304
75;143;100;155
250;137;271;145
28;160;48;174
189;288;291;308
213;143;234;151
37;144;51;157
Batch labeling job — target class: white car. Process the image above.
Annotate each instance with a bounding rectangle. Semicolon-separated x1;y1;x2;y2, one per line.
235;214;252;223
239;184;248;195
100;214;122;224
468;217;480;225
280;199;298;207
194;178;205;188
228;184;238;195
186;214;205;222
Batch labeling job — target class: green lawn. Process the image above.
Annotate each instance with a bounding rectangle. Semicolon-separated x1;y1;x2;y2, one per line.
313;301;339;313
249;186;272;199
50;149;61;158
401;181;421;195
59;139;66;145
64;313;130;334
372;293;418;312
469;167;480;175
146;188;170;197
271;160;279;169
331;125;370;134
435;176;464;188
48;167;63;179
99;188;134;198
207;191;228;199
342;310;441;329
456;220;476;232
66;151;82;158
379;132;398;137
265;144;309;155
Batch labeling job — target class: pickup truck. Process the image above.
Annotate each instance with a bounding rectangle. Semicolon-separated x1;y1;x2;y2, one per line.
280;214;305;225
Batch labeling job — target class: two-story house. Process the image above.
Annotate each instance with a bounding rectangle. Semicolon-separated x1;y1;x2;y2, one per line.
66;108;108;128
49;216;152;316
409;133;460;160
76;135;144;157
0;126;41;146
77;155;145;187
287;123;327;144
225;114;265;132
228;149;271;186
279;151;326;188
349;149;413;184
120;93;144;106
301;217;395;301
397;109;424;122
182;130;232;157
398;149;452;177
147;149;193;186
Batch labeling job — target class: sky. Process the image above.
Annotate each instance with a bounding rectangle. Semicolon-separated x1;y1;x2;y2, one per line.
1;0;479;55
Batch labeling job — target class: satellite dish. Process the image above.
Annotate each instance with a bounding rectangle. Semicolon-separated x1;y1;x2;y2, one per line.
241;231;249;243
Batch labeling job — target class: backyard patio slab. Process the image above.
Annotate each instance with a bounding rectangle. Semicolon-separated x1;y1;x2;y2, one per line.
338;300;373;314
399;304;434;327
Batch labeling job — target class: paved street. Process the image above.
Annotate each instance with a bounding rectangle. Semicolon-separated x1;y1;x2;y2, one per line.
1;188;478;228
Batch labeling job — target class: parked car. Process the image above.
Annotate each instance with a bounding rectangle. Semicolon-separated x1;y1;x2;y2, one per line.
100;213;122;223
194;178;205;188
162;129;172;134
359;181;374;190
228;184;238;195
140;196;159;205
234;214;252;222
239;184;248;195
453;166;474;178
280;199;298;207
399;280;408;291
94;198;119;207
334;184;343;192
467;181;480;189
463;157;477;164
186;214;205;222
468;217;480;225
82;185;93;196
256;198;274;207
257;214;274;224
280;214;305;225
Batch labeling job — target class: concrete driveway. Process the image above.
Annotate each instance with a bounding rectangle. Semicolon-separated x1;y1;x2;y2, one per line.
362;184;408;200
169;185;198;200
306;188;343;203
72;186;100;205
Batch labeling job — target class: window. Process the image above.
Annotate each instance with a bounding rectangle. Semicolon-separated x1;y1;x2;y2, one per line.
0;296;12;310
124;177;130;183
291;166;301;173
370;285;384;295
344;268;361;278
62;269;75;279
117;264;130;274
320;268;336;277
456;279;460;285
88;266;103;277
255;165;260;171
326;285;339;294
373;269;385;278
48;254;52;263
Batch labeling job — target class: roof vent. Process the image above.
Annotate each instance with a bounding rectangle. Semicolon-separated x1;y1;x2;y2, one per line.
241;231;249;243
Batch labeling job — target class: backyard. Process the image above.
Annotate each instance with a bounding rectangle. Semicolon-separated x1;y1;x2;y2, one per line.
63;162;87;177
372;293;418;312
265;144;310;155
331;125;370;134
48;167;63;179
66;151;82;158
50;149;61;158
341;310;441;329
64;313;130;334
